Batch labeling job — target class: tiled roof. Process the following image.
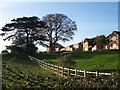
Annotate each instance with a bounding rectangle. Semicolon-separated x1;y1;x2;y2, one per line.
55;43;65;48
107;31;120;39
114;31;120;36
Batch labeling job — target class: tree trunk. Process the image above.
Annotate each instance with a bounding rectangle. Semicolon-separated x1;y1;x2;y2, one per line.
49;41;56;54
49;29;55;54
53;42;56;53
49;41;54;54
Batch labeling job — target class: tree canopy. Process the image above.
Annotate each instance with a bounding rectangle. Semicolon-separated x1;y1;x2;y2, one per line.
40;14;77;53
0;16;45;54
0;14;77;54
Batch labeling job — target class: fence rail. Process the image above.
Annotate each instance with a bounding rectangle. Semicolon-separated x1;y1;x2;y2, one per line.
29;56;112;77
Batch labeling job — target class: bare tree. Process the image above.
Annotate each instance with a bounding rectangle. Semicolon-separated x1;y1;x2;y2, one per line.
40;14;77;53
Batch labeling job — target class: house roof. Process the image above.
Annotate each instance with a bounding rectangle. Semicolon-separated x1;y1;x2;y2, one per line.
107;31;120;39
114;31;120;36
106;34;111;39
84;38;91;42
55;43;65;48
84;38;96;46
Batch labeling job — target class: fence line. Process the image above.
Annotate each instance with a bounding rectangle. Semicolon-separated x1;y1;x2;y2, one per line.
29;56;112;77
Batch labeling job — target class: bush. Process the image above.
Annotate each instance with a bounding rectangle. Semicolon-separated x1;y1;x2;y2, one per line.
1;50;9;54
58;53;75;68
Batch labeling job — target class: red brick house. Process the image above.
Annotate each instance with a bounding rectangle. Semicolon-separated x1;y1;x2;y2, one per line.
108;31;120;50
92;35;106;51
83;35;106;51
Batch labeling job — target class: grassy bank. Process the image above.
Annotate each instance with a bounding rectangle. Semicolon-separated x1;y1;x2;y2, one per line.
36;50;119;72
2;53;58;89
70;50;119;72
1;53;119;89
2;53;54;77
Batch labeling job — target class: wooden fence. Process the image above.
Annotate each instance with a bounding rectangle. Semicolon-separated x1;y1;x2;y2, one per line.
29;56;112;77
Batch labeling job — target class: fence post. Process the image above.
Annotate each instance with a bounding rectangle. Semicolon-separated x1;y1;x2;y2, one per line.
68;68;70;76
47;63;50;70
44;62;46;69
43;62;45;69
45;63;47;69
57;66;59;75
51;64;53;70
62;67;64;77
43;62;46;69
41;61;43;67
42;61;43;68
38;61;40;66
47;63;49;69
53;65;55;72
75;69;77;76
42;62;44;68
96;71;99;77
84;70;86;77
46;63;48;69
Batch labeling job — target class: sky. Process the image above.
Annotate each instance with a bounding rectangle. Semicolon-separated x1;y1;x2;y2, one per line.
0;0;119;2
0;2;118;52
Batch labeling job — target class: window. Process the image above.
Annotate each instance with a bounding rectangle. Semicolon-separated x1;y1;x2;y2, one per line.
113;43;116;48
85;42;88;45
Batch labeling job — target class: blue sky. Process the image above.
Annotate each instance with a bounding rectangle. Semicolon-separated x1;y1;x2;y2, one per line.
0;2;118;52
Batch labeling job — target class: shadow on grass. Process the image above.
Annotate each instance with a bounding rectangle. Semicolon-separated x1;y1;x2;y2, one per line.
2;53;37;66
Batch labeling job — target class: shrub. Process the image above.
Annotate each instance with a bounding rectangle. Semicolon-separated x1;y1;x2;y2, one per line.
58;53;75;68
1;50;9;54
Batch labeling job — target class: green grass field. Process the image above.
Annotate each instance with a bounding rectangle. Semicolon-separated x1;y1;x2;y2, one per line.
2;50;119;73
70;51;119;72
2;53;54;77
1;51;119;89
36;50;119;72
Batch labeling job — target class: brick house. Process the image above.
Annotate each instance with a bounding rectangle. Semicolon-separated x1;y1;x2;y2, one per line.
55;44;65;52
108;31;120;50
46;31;120;52
92;35;106;51
92;41;105;51
46;43;65;53
65;45;74;51
73;42;83;51
83;36;106;52
60;48;66;52
83;38;94;51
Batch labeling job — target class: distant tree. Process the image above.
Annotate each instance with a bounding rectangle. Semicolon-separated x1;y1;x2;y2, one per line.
98;35;108;45
88;35;108;47
40;14;77;54
6;45;23;55
6;43;38;55
0;16;45;54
